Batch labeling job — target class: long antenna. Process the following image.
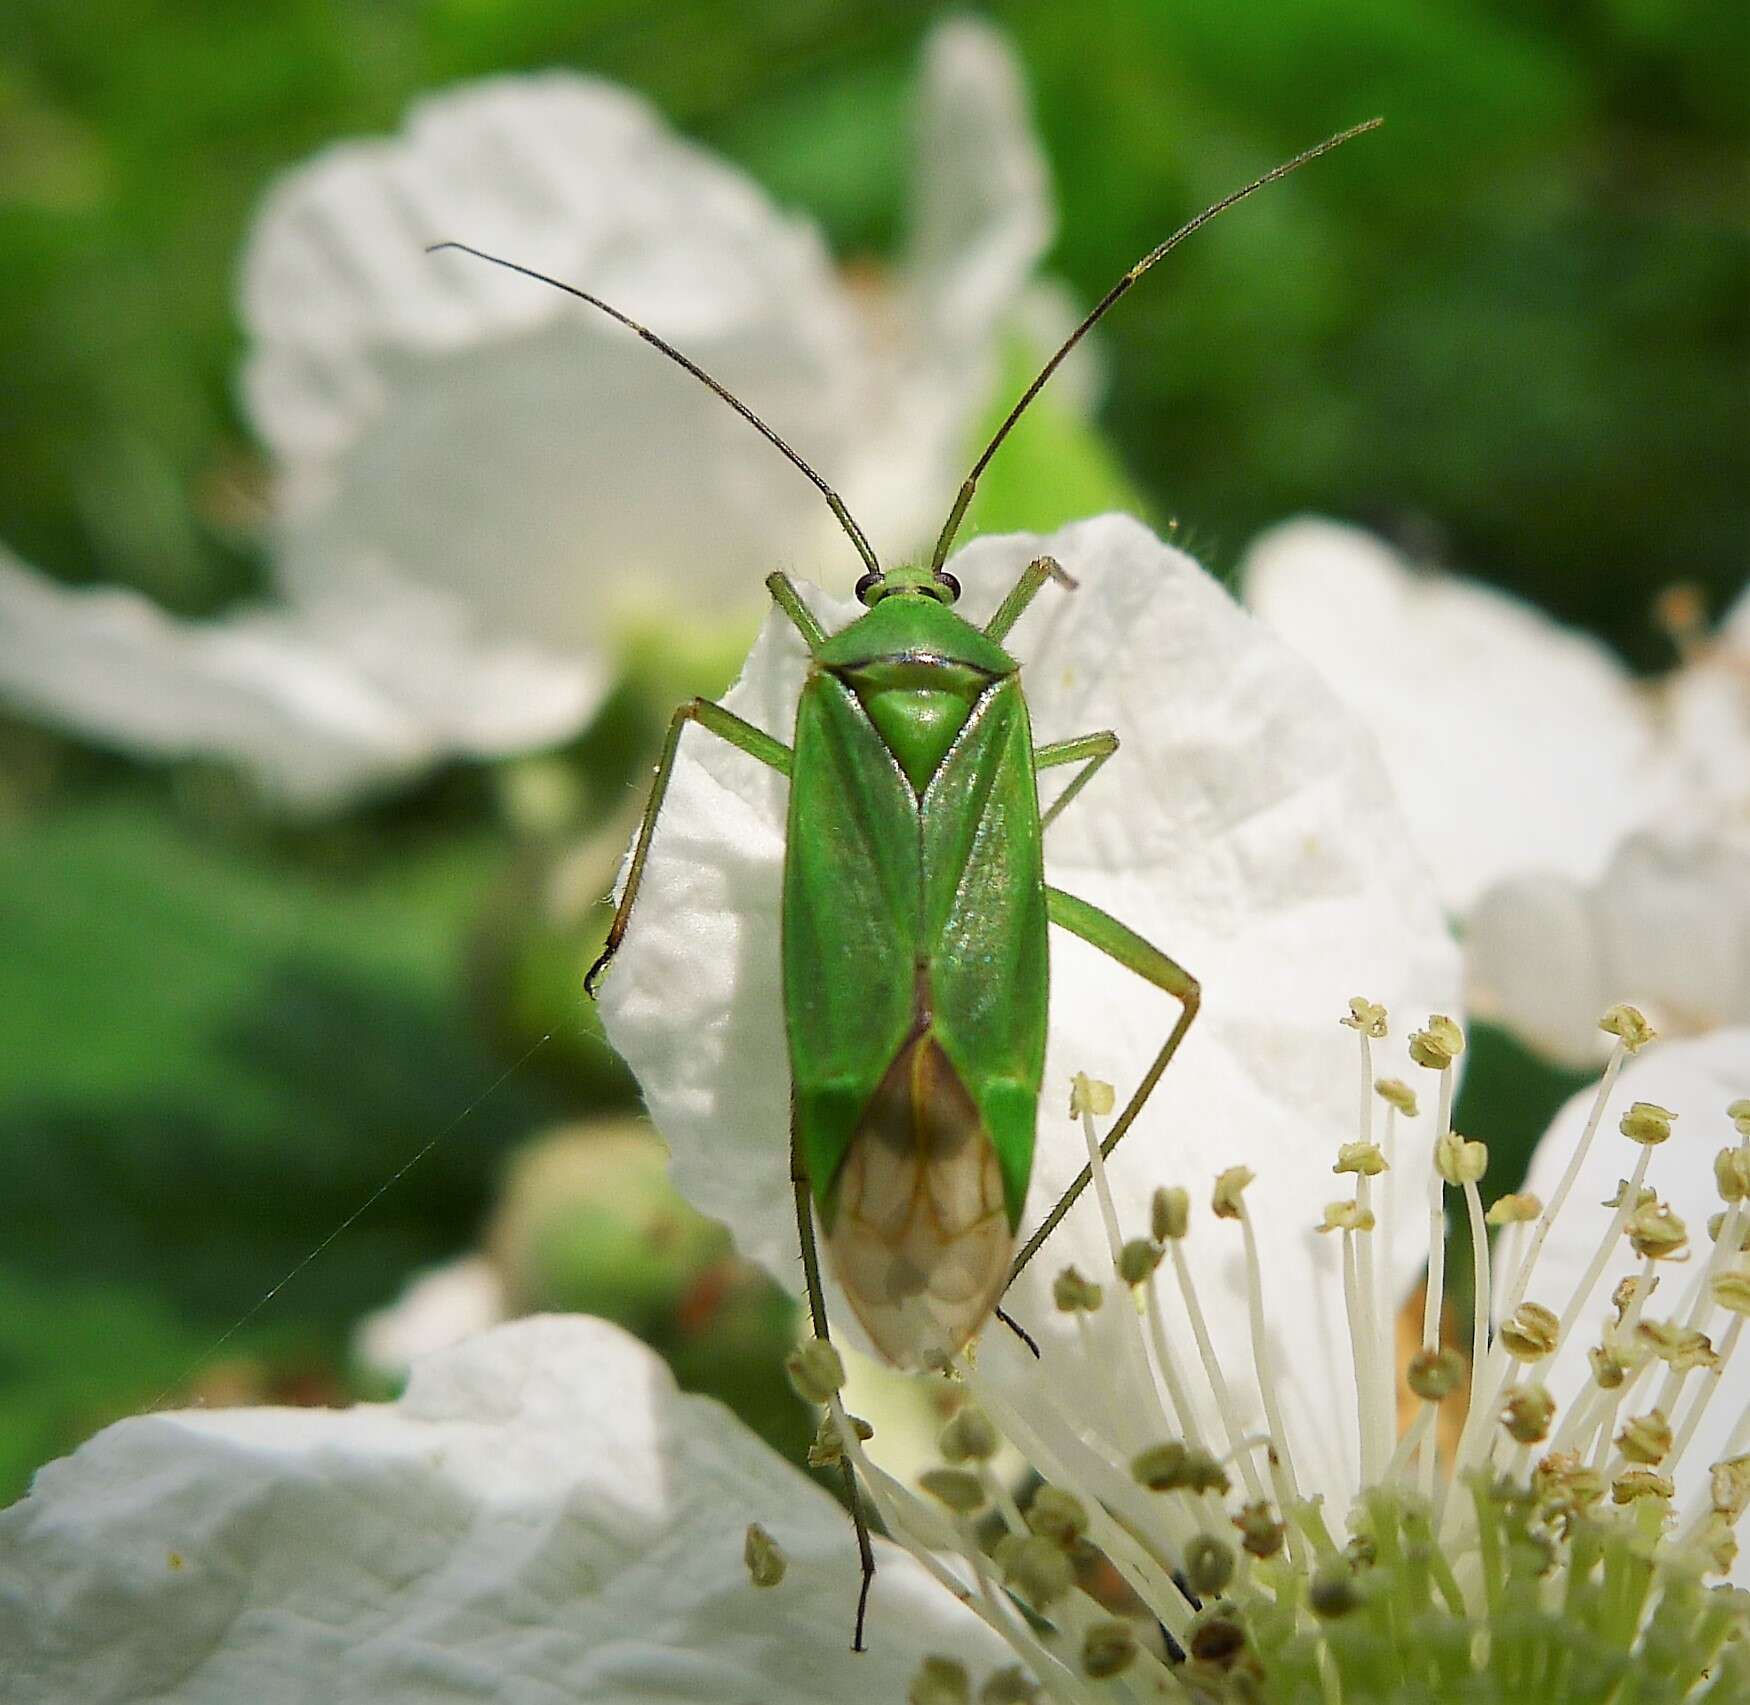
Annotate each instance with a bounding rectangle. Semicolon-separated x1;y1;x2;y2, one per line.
929;116;1383;571
427;240;881;579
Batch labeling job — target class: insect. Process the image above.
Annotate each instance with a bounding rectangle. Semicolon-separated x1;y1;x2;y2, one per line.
434;116;1378;1647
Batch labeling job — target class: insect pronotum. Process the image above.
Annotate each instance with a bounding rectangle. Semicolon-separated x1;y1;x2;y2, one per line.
434;114;1380;1650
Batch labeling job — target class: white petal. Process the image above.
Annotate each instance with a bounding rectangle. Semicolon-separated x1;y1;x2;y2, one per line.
0;547;425;807
0;1316;1001;1701
598;516;1460;1508
242;73;879;629
1468;833;1750;1065
354;1255;506;1384
0;546;601;806
1241;518;1660;912
1506;1032;1750;1582
902;18;1052;359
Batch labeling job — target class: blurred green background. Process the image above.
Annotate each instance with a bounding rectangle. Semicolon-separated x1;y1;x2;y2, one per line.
0;0;1743;1500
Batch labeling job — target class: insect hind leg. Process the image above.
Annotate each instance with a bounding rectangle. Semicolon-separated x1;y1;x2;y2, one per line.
790;1130;877;1652
1006;887;1200;1294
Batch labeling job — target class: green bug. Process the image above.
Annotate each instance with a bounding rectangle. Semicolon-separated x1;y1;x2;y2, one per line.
436;117;1376;1647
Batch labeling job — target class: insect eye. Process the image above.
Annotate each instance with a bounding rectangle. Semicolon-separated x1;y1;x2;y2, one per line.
854;570;885;606
935;572;961;603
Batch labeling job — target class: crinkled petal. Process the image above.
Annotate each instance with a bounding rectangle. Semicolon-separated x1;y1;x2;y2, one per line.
242;72;878;626
599;516;1460;1507
1468;834;1750;1065
1241;518;1660;912
0;1316;1001;1701
1505;1032;1750;1582
0;546;601;807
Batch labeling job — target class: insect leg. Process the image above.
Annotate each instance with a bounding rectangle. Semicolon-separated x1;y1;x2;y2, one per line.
1034;729;1118;831
982;554;1078;642
764;571;828;650
1007;886;1200;1286
791;1127;878;1653
584;700;790;994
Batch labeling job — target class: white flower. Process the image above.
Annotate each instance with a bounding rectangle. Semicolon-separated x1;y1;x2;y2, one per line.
0;20;1051;809
1242;518;1750;1063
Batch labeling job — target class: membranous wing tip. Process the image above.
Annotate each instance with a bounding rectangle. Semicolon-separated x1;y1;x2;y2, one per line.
825;1032;1012;1368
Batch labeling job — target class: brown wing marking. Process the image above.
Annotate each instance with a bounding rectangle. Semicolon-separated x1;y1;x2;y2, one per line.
824;1027;1013;1369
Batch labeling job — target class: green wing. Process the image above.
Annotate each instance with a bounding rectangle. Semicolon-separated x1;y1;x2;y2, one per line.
783;672;921;1220
920;676;1049;1228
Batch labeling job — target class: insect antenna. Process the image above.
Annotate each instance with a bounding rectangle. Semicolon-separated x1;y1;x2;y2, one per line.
427;240;882;579
928;116;1384;572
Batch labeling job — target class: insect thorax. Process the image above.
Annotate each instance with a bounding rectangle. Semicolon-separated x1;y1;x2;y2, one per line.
816;593;1018;794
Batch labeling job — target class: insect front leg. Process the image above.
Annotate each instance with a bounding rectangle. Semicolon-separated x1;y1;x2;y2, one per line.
1035;729;1118;831
790;1128;878;1653
982;554;1078;642
1007;886;1200;1287
583;698;790;994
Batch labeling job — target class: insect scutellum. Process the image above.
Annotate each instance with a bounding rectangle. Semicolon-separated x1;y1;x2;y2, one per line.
432;113;1379;1651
